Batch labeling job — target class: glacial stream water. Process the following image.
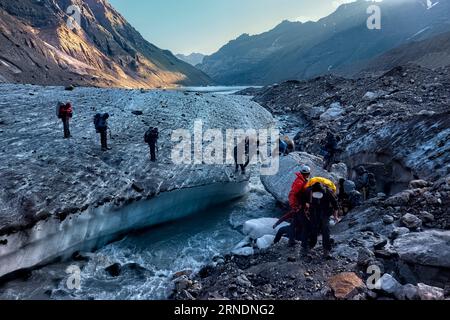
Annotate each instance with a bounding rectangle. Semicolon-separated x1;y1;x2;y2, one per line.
0;175;282;300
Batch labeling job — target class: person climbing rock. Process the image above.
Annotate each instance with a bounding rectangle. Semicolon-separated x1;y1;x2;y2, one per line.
279;138;289;156
56;102;73;139
338;179;363;215
94;113;110;151
321;132;341;171
234;137;251;174
279;136;295;156
145;127;159;162
300;182;339;259
276;165;311;246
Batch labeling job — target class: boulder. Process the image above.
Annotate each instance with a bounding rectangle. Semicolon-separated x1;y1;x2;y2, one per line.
320;102;345;121
394;284;419;300
261;152;337;205
401;213;422;230
409;180;430;189
384;190;413;206
420;211;435;223
330;163;348;180
390;227;410;239
256;235;276;250
363;91;386;101
233;236;252;250
357;247;375;268
417;283;444;301
231;247;254;257
394;230;450;269
243;218;288;239
174;275;192;292
328;272;365;300
377;274;401;295
383;215;395;225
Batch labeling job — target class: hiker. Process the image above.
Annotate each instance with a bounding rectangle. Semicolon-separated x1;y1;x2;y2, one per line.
279;138;289;156
273;165;311;246
56;102;73;139
300;182;339;259
355;166;377;200
338;179;363;215
234;137;251;174
367;173;378;199
94;113;110;151
145;127;159;162
322;132;341;171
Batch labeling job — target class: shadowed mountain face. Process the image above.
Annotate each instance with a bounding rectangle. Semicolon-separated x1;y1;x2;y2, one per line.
0;0;212;88
355;31;450;75
198;0;450;85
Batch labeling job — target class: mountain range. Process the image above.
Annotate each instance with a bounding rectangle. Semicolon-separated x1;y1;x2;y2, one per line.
0;0;211;88
176;53;206;67
198;0;450;85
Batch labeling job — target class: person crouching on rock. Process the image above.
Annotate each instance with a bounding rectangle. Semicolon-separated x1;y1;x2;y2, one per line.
144;127;159;162
273;165;311;247
94;113;110;151
300;182;339;259
57;102;73;139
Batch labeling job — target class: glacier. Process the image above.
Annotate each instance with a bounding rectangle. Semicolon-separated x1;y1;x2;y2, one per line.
0;84;274;279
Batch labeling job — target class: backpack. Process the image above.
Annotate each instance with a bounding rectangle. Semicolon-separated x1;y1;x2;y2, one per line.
56;103;65;119
94;113;107;132
306;177;337;194
57;103;73;119
145;127;159;144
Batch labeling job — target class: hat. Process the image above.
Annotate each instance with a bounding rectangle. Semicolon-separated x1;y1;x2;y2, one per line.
300;165;311;174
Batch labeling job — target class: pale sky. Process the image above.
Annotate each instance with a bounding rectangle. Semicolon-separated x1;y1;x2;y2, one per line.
108;0;357;55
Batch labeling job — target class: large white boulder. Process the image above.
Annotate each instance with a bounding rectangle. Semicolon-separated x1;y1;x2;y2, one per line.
261;152;338;205
256;235;276;250
232;247;254;257
243;218;288;239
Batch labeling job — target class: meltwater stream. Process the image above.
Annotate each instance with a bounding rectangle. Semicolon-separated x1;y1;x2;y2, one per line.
0;173;282;300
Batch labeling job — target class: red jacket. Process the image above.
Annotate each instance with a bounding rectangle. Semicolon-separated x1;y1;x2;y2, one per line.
289;172;308;211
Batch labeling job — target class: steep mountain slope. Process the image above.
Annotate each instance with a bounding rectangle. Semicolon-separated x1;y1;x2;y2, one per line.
199;0;450;85
356;31;450;74
176;53;206;66
0;0;211;88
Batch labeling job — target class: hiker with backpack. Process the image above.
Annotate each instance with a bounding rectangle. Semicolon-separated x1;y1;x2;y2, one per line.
273;165;311;247
56;102;73;139
300;181;339;259
321;132;341;171
355;166;377;201
144;127;159;162
94;113;110;151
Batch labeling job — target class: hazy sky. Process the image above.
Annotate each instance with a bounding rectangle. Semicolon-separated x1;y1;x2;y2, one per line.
108;0;356;55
